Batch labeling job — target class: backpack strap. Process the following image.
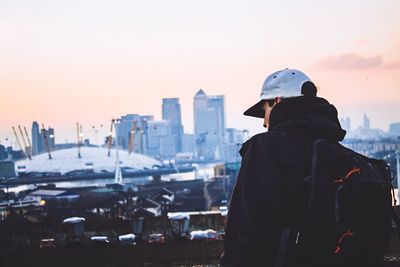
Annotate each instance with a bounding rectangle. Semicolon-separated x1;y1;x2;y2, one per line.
391;207;400;240
390;185;400;240
391;195;400;240
274;228;299;267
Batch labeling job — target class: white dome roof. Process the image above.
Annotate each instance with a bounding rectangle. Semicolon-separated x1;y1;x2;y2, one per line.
15;147;161;174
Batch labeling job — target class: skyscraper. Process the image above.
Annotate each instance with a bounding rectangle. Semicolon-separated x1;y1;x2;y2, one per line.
162;98;183;153
115;114;153;154
31;121;43;155
193;89;226;160
41;127;55;152
363;114;370;130
47;127;55;151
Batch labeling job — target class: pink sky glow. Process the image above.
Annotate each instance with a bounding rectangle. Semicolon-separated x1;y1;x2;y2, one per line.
0;0;399;145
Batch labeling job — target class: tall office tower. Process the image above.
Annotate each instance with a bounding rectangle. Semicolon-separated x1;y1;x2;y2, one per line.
193;89;226;160
363;114;370;130
39;127;55;152
139;115;154;155
162;98;183;154
46;127;56;151
31;121;43;155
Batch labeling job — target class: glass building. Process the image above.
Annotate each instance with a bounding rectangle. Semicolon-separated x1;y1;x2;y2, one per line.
193;89;226;160
162;98;184;154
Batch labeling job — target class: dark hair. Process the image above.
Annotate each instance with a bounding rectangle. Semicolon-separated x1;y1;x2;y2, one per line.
301;81;317;97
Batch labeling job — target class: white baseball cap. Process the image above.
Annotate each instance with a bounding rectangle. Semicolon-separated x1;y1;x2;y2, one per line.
244;68;313;118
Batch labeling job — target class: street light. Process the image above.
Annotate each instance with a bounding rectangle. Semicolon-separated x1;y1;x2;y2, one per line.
92;124;104;147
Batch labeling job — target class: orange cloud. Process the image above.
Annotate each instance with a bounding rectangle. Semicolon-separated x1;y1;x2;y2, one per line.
314;53;383;70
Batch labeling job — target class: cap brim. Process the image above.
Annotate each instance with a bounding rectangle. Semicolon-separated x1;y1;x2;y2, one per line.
243;99;266;118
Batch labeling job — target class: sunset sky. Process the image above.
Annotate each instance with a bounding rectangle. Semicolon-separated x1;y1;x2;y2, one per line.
1;0;399;145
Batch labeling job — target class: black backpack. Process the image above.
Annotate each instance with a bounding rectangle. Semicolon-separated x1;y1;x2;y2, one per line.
275;138;399;267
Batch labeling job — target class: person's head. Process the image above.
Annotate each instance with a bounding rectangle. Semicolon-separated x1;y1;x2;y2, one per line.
244;68;317;128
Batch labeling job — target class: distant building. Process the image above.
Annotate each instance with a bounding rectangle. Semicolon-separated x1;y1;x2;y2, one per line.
193;89;226;160
340;117;351;133
389;122;400;138
146;120;175;159
139;115;154;155
346;114;383;140
37;126;55;153
47;127;55;151
342;138;400;158
225;128;245;161
182;134;195;153
31;121;43;155
0;161;15;178
138;198;162;217
115;114;152;154
363;114;370;130
0;144;7;161
115;114;141;150
7;146;24;161
162;98;184;154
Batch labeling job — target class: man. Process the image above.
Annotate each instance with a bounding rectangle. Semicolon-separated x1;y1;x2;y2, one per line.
220;68;346;266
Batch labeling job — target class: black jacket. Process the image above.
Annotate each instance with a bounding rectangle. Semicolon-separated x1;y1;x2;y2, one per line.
220;96;346;267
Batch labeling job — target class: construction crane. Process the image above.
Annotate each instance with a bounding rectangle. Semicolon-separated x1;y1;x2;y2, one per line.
18;125;31;160
41;123;52;160
12;126;25;157
18;126;28;154
23;126;32;159
128;121;137;155
107;119;115;157
76;122;82;158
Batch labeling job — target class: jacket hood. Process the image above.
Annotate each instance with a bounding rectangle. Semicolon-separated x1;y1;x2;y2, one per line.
269;96;346;142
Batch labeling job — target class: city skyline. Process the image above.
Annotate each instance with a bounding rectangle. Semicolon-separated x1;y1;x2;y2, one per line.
1;97;399;150
1;0;399;144
1;92;400;148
